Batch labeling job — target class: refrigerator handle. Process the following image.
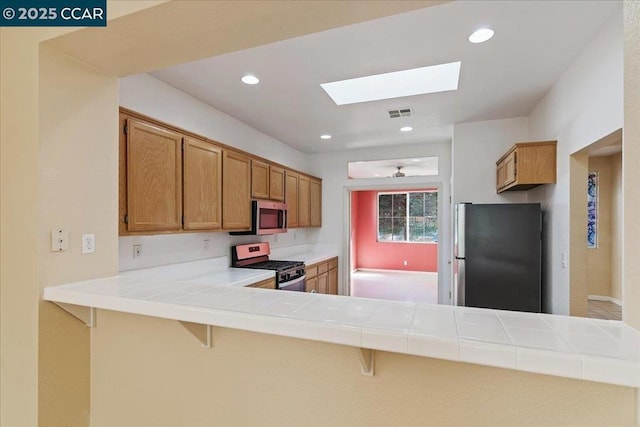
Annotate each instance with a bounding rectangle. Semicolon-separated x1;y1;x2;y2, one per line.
454;258;466;306
455;203;466;258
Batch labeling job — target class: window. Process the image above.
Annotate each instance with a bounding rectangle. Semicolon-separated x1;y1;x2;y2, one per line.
377;191;437;243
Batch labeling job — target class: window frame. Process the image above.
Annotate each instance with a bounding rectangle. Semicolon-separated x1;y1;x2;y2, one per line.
376;190;438;244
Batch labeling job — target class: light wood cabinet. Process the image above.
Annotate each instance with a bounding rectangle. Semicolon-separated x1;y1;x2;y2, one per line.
298;175;311;227
251;160;285;202
305;257;338;294
269;165;285;201
305;276;318;293
125;119;183;232
496;141;557;193
246;278;276;289
119;108;322;235
285;171;299;228
222;150;251;231
328;267;338;295
310;178;322;227
251;159;270;199
183;137;222;230
317;272;328;294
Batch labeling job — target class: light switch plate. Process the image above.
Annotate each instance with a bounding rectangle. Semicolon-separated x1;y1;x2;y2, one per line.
51;229;69;252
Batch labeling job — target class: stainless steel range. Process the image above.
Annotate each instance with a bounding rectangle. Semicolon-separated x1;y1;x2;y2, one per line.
231;242;305;291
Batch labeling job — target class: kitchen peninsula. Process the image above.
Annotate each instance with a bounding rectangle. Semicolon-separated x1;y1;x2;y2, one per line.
44;253;640;390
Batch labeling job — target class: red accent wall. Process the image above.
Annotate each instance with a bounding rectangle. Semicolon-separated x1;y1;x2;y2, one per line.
353;190;437;272
350;191;359;271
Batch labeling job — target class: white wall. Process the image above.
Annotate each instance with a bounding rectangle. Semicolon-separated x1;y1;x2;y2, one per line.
527;9;623;314
452;117;530;204
309;141;452;303
610;152;623;302
118;73;318;270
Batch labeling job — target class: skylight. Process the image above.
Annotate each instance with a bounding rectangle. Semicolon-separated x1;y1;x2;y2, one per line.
320;61;461;106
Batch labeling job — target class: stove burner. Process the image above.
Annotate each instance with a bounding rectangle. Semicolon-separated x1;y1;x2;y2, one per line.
239;260;304;272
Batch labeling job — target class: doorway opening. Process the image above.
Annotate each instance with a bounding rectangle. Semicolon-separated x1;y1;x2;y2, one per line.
349;188;439;304
569;129;622;320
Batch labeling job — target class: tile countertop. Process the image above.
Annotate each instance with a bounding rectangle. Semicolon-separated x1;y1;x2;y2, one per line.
43;258;639;389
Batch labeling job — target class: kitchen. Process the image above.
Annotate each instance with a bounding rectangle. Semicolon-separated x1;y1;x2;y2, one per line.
3;1;640;426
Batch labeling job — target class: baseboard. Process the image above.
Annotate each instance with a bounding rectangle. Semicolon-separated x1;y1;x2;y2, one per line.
354;268;438;275
587;295;622;306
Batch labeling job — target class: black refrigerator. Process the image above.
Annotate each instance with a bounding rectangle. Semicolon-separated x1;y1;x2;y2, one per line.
454;203;542;313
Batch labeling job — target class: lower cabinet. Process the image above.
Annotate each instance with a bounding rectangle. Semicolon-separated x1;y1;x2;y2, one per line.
305;257;338;295
305;276;318;293
246;278;276;289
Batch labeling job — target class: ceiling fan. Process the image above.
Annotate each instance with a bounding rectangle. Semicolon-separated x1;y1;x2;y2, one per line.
393;166;405;177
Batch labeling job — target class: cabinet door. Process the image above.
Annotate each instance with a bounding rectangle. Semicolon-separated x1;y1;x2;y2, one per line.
305;276;318;293
222;150;251;230
269;165;285;201
310;178;322;227
126;119;182;232
183;137;222;230
328;267;338;295
251;159;270;199
496;161;505;189
285;171;299;228
504;151;517;186
298;175;311;227
317;272;328;294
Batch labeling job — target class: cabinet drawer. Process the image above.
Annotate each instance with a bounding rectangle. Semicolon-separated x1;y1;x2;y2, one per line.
317;262;328;275
328;257;338;270
306;264;318;279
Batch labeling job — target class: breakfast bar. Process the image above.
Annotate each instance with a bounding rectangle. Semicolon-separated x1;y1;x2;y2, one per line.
43;257;640;389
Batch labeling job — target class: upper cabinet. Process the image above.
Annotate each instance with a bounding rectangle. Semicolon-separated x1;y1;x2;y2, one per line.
310;178;322;227
251;160;285;202
183;137;222;230
125;119;182;232
285;171;299;228
269;165;285;201
298;175;311;227
286;171;324;229
251;159;270;200
119;108;321;235
222;150;252;231
496;141;557;193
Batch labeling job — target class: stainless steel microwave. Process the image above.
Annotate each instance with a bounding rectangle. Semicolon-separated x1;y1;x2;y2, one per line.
230;200;287;235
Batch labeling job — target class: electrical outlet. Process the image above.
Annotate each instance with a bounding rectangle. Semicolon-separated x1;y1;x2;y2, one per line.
82;234;95;254
403;260;408;266
203;239;210;250
133;244;142;259
51;229;69;252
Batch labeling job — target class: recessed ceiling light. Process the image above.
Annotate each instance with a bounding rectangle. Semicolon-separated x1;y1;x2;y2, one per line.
411;159;420;162
400;126;414;132
320;61;461;105
320;134;332;140
241;75;260;85
468;28;494;44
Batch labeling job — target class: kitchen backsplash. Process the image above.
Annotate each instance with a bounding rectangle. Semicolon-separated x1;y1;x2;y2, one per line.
119;228;319;271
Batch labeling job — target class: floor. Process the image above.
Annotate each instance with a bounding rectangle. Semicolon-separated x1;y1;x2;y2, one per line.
350;270;438;304
587;299;622;321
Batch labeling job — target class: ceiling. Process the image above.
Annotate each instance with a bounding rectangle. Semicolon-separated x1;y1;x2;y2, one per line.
348;157;439;179
149;1;618;154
